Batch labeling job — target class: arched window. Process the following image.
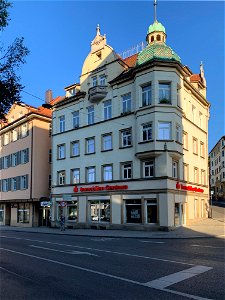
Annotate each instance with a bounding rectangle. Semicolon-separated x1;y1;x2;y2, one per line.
151;36;154;42
157;35;161;41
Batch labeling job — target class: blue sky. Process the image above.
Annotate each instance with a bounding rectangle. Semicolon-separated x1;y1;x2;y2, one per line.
2;1;224;151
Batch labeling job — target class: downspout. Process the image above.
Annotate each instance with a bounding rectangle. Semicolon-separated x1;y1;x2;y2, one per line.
30;120;34;226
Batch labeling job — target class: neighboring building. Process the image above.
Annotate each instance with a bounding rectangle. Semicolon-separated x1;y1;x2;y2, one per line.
209;136;225;200
0;98;61;227
51;8;210;230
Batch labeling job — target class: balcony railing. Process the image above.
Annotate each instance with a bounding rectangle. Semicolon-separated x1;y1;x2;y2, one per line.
88;85;107;102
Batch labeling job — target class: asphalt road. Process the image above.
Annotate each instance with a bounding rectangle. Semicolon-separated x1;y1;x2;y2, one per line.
0;231;224;300
212;203;225;223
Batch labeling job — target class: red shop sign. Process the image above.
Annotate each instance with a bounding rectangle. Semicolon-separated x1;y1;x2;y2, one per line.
176;182;204;193
73;185;128;193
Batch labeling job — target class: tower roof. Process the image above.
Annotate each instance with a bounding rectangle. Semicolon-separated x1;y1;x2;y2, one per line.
147;20;166;34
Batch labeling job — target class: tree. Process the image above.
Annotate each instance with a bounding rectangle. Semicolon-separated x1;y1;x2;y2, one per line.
0;0;29;120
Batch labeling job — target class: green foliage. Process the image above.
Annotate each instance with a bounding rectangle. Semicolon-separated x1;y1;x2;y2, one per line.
0;0;29;120
159;98;171;104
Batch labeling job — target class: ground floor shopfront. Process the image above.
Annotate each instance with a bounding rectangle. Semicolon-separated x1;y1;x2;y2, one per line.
0;198;51;227
51;181;209;230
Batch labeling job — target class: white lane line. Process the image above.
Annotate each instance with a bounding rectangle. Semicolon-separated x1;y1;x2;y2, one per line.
144;266;213;289
0;266;34;282
191;245;224;249
0;236;194;266
91;238;116;241
140;240;165;244
30;245;99;256
0;247;212;300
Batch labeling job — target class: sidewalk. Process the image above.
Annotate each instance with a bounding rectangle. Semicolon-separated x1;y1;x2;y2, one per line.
1;218;224;239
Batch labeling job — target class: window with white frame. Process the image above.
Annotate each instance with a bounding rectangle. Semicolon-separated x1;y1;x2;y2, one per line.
2;179;8;192
58;171;66;185
72;111;79;129
12;128;18;141
122;93;131;113
201;169;206;185
142;85;151;106
104;100;112;120
199;112;203;128
172;161;178;178
4;132;10;145
87;105;94;125
102;133;112;151
4;156;10;168
158;122;171;140
11;177;17;191
92;76;97;87
21;123;28;138
86;167;96;183
183;131;188;150
21;149;29;164
194;167;199;183
176;124;181;143
121;128;132;147
200;142;205;158
71;141;80;157
159;83;171;102
142;123;152;142
183;163;189;181
59;116;65;133
121;162;132;179
103;165;113;181
99;75;106;86
143;161;154;178
86;137;95;154
20;175;28;190
193;137;198;155
192;105;196;123
12;153;18;167
57;144;65;159
71;169;80;184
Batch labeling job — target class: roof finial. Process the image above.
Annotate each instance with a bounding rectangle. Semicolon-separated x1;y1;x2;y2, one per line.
96;24;100;35
154;0;157;22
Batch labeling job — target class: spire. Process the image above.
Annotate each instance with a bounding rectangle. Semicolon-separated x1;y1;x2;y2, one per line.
96;24;100;36
154;0;157;22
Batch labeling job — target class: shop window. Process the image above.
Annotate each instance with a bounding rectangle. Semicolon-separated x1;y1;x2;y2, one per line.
17;203;30;223
67;201;78;221
146;200;158;223
0;204;4;222
125;200;142;223
89;200;110;222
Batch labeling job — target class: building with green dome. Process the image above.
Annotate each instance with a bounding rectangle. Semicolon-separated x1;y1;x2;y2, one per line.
50;2;210;231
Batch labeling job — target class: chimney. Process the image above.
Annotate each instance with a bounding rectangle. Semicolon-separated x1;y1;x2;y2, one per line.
45;89;53;104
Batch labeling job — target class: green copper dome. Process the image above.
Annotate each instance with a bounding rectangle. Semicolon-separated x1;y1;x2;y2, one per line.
137;43;181;66
147;21;166;34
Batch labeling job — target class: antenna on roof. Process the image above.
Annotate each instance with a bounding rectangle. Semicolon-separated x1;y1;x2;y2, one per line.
154;0;157;22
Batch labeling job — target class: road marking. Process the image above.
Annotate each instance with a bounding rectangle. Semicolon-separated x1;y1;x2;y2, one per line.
0;247;212;300
0;236;194;266
191;244;225;249
91;238;116;241
30;245;99;256
0;266;34;282
144;266;213;289
140;240;165;244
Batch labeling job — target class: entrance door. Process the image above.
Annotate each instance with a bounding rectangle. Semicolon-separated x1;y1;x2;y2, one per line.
175;203;184;226
39;207;50;226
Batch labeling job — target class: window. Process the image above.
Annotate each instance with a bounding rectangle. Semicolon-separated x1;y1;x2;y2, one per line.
158;122;171;140
87;105;94;125
142;123;152;141
11;177;17;191
194;167;199;183
201;170;206;185
99;75;106;86
71;169;80;184
177;87;181;107
200;142;205;158
102;133;112;151
12;128;18;141
193;137;198;155
199;112;203;128
183;163;189;181
72;111;79;129
146;200;158;224
125;200;142;223
71;141;80;157
20;175;28;189
104;100;112;120
2;179;8;192
58;171;66;185
49;149;52;163
57;144;65;159
86;167;96;183
192;105;196;123
67;201;78;221
59;116;65;133
122;93;131;114
156;34;161;41
159;83;171;102
86;137;95;154
4;156;10;169
89;200;110;222
121;162;132;179
142;85;151;106
121;128;132;147
143;161;154;178
103;165;113;181
176;124;181;143
172;161;178;179
92;76;97;87
21;123;28;138
17;203;30;223
4;133;10;145
21;149;29;164
183;131;188;150
0;204;4;222
222;150;224;157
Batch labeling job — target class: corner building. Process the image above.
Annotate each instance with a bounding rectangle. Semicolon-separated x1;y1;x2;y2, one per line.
51;15;210;230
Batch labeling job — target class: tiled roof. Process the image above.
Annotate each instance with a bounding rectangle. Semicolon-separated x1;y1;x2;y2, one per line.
190;74;201;82
124;53;138;67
